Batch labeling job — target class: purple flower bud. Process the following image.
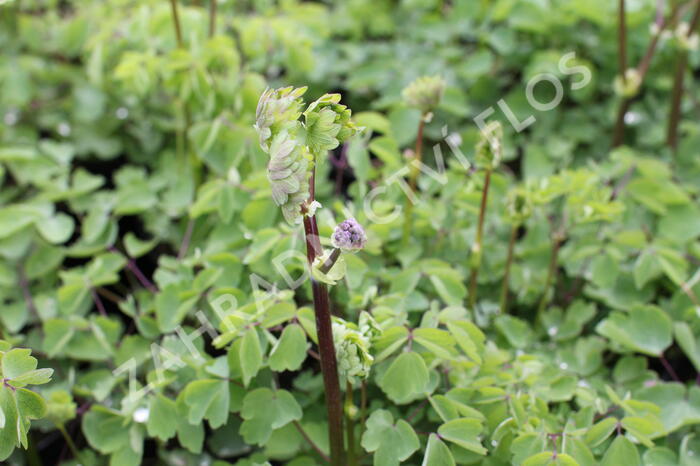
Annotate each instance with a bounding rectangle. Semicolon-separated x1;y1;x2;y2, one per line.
332;218;367;251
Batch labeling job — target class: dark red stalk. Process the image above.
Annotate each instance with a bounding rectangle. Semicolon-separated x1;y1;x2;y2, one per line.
302;169;344;466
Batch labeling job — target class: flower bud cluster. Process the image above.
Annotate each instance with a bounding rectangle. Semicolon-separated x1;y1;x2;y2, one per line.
613;69;641;98
333;311;381;384
506;188;533;225
402;75;446;113
475;121;503;170
254;88;359;224
332;217;367;252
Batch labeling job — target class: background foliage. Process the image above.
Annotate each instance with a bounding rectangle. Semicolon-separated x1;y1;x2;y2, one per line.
2;0;700;465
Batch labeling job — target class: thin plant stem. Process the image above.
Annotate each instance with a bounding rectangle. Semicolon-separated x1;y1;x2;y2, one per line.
319;248;342;274
500;224;518;313
659;353;681;382
360;380;367;427
613;0;681;147
618;0;628;82
345;381;357;466
169;0;184;48
613;0;629;147
468;169;492;308
178;218;195;259
302;167;344;466
209;0;217;37
538;230;563;316
57;423;86;465
90;288;108;317
667;0;700;150
402;116;426;245
293;420;331;463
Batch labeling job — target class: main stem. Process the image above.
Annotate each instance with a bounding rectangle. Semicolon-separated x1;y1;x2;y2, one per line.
538;232;562;316
402;117;426;245
345;381;357;466
168;0;184;48
209;0;217;37
500;224;518;313
618;0;627;81
302;174;344;466
468;169;492;308
613;0;628;147
667;0;700;150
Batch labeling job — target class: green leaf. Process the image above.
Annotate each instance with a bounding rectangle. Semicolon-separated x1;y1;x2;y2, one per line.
378;352;429;403
437;418;487;455
2;348;38;380
124;233;157;258
428;269;467;306
269;324;308;372
82;406;131;453
413;328;457;359
240;328;263;386
422;433;455;466
596;306;672;356
147;395;178;441
675;322;700;372
600;436;640;466
633;250;661;289
585;417;618;447
495;315;533;349
183;379;230;429
35;213;75;244
360;410;419;466
240;388;302;445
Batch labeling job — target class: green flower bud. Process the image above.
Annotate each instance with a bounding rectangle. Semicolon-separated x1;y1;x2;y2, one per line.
675;22;699;50
505;187;533;225
475;121;503;170
613;69;641;98
303;93;361;156
402;75;446;113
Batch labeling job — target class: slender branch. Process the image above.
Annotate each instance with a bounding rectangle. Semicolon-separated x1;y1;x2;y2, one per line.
56;423;86;465
500;225;518;313
178;219;194;259
96;287;124;304
667;0;700;150
169;0;184;48
293;420;331;463
667;53;688;150
619;0;628;83
360;380;367;427
17;264;38;319
613;0;629;147
468;169;492;308
659;353;681;382
345;381;357;466
613;0;681;147
402;116;426;244
125;257;157;293
537;229;563;316
90;288;108;317
319;248;342;274
208;0;217;37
